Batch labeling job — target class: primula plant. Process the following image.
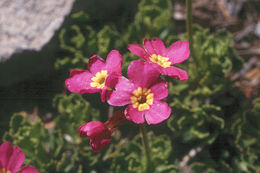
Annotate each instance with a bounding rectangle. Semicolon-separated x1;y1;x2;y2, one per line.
65;38;190;157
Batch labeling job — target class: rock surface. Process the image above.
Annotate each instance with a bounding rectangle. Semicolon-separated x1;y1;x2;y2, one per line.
0;0;75;61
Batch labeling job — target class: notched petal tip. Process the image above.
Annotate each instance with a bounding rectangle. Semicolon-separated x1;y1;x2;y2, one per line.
89;54;105;63
167;40;190;64
106;50;122;61
144;101;171;125
88;55;106;74
69;70;86;78
105;50;123;75
173;68;188;81
124;106;145;124
161;66;189;81
128;44;150;61
152;38;160;41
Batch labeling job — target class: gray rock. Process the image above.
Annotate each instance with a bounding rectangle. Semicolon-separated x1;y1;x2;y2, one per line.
0;0;75;61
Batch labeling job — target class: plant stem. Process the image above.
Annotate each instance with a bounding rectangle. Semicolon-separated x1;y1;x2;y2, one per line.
186;0;193;54
186;0;199;76
139;124;152;172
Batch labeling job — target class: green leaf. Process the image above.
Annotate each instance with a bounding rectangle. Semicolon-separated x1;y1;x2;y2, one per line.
9;113;24;134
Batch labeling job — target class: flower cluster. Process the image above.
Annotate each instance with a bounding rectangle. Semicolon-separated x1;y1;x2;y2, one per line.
65;38;190;152
0;141;38;173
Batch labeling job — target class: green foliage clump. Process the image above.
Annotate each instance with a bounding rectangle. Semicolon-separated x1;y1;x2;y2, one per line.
3;94;101;173
166;25;258;172
106;132;178;173
167;25;244;145
125;0;173;42
230;98;260;172
55;0;173;73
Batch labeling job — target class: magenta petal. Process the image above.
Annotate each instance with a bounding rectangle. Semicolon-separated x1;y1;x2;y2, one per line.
78;121;112;152
150;80;168;100
19;166;39;173
144;100;171;124
90;138;112;152
167;41;190;64
124;105;145;124
105;74;119;90
143;38;166;55
151;38;167;55
160;66;188;81
104;74;119;100
0;141;12;169
69;70;86;78
128;44;149;60
88;55;106;74
107;77;134;106
143;38;155;55
127;60;159;88
78;121;106;138
6;146;25;173
100;89;106;102
65;70;99;94
105;50;122;75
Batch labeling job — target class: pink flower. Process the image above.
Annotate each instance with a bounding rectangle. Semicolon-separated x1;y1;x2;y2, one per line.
78;121;112;152
0;141;38;173
128;38;190;81
78;111;126;152
108;60;171;124
65;50;122;102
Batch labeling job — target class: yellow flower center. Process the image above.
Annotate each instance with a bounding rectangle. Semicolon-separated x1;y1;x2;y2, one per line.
149;54;171;68
0;168;11;173
131;87;154;111
90;70;108;89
